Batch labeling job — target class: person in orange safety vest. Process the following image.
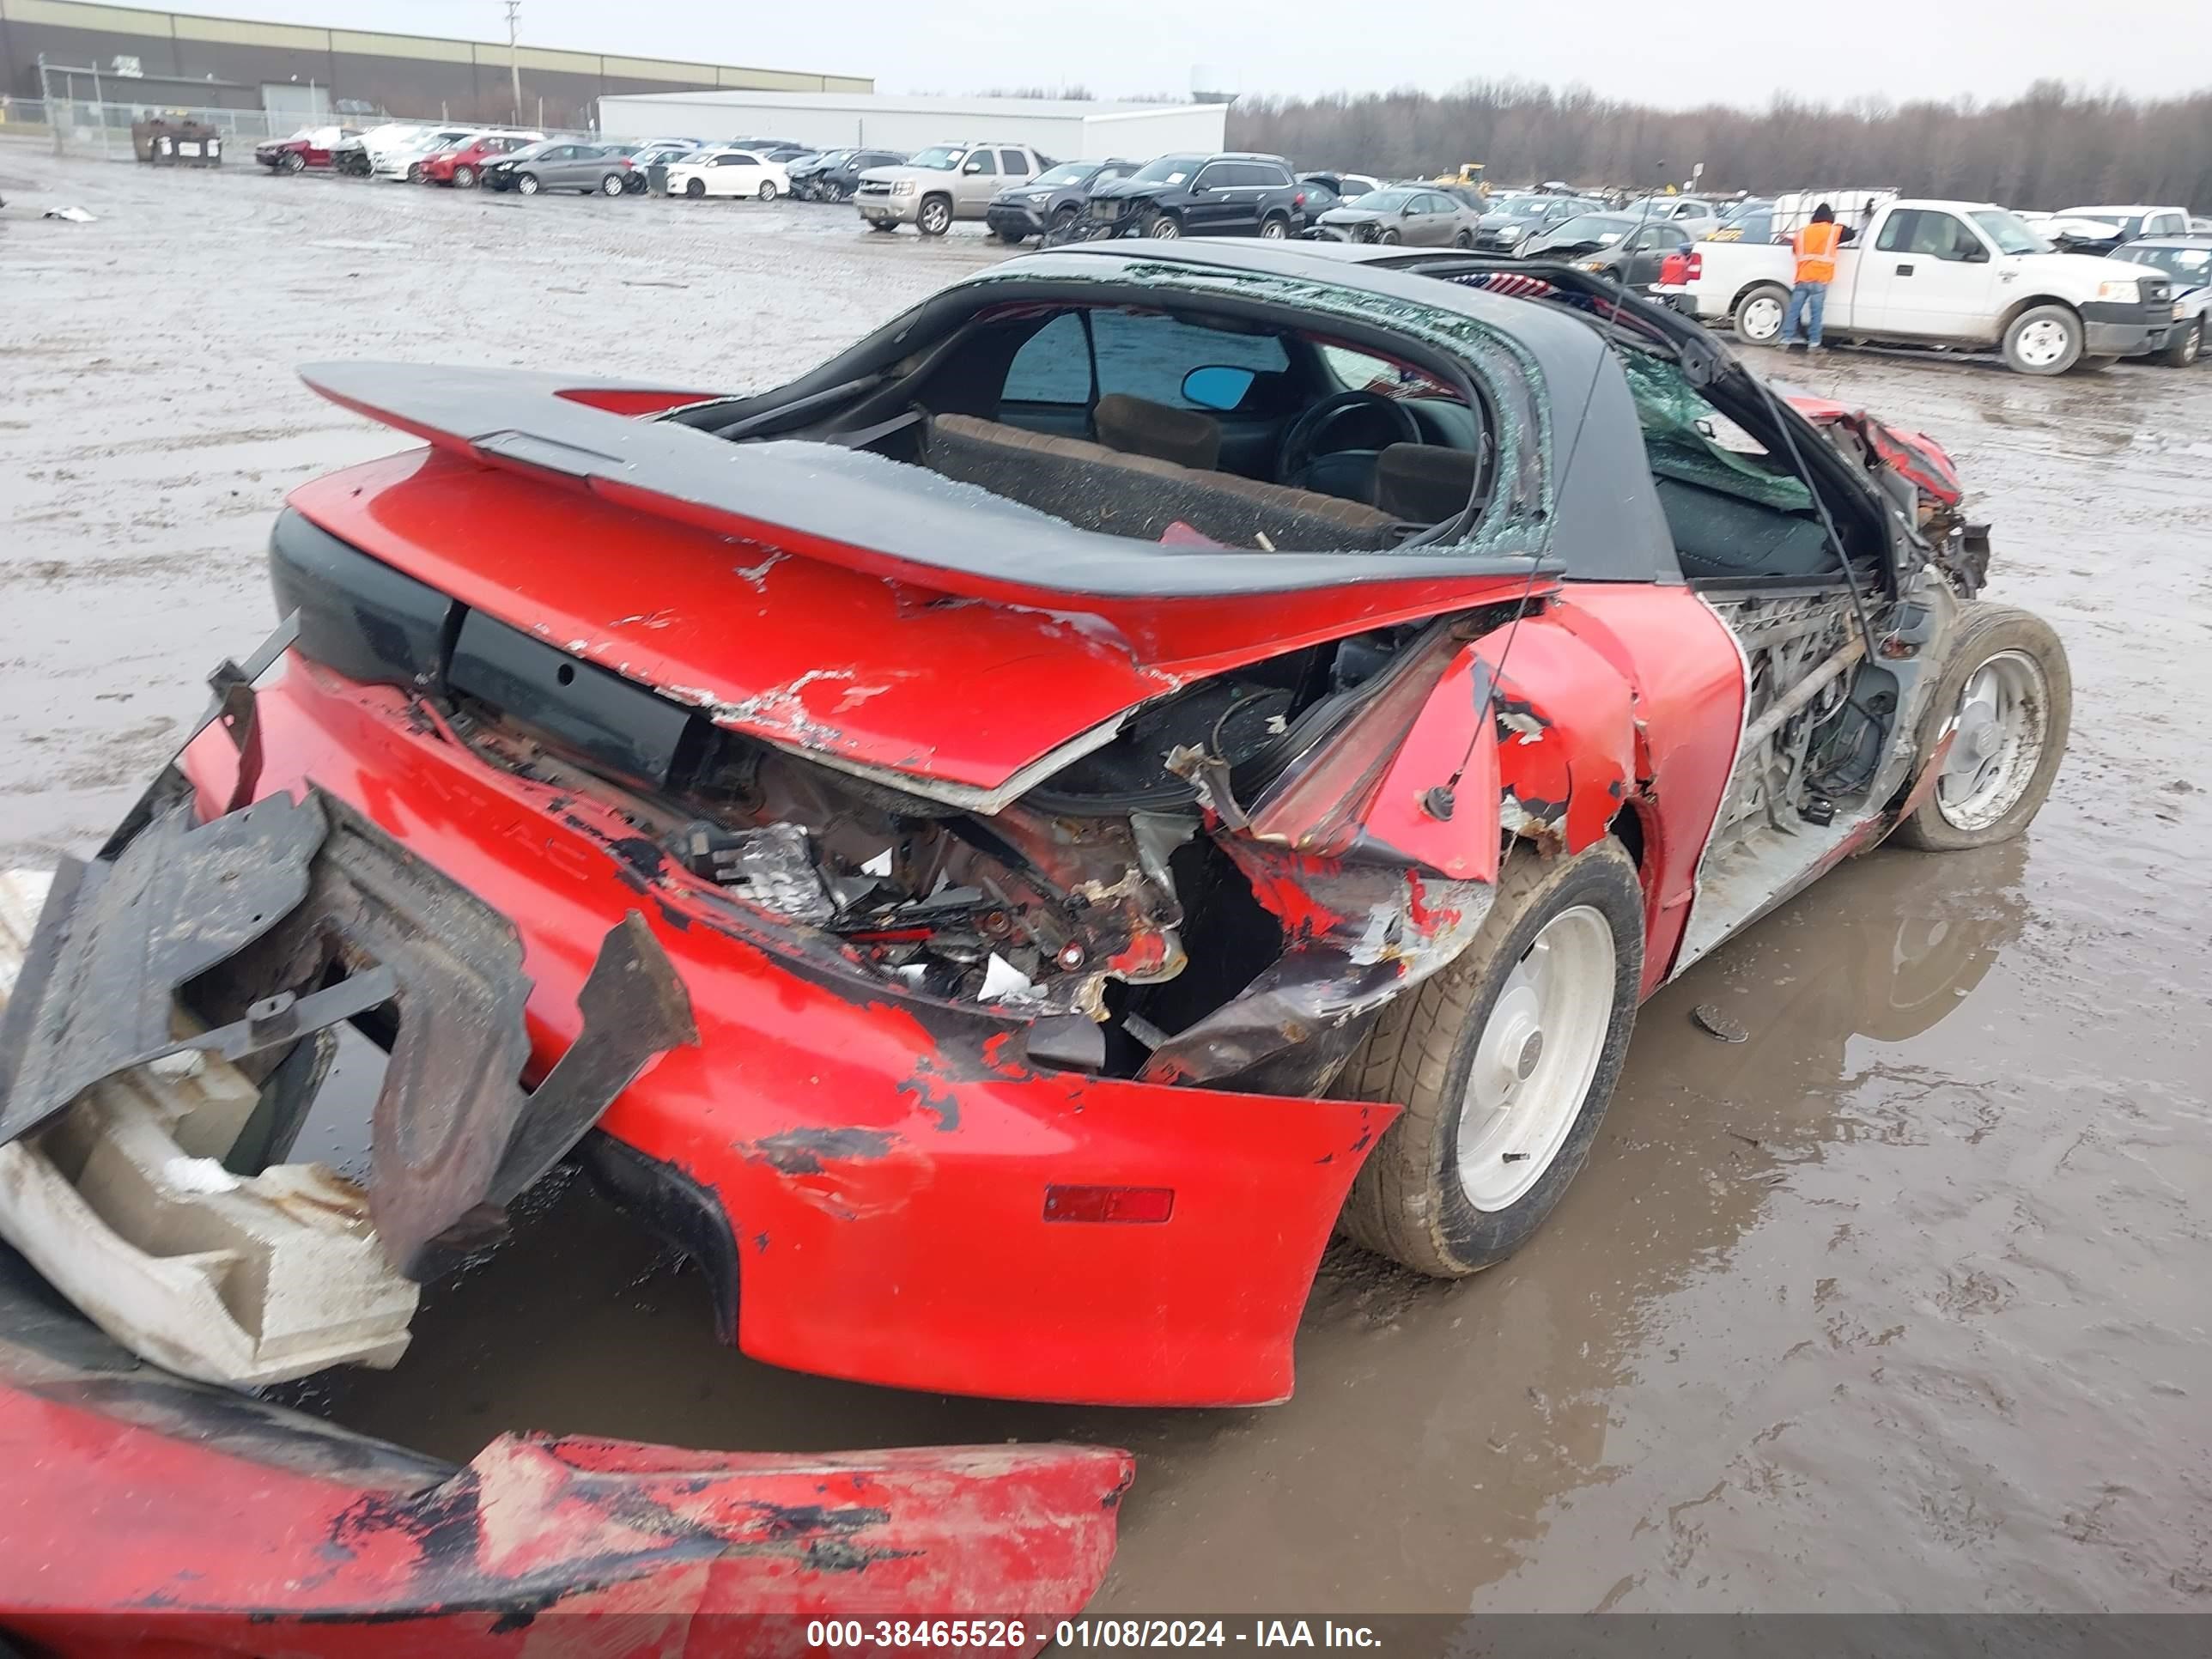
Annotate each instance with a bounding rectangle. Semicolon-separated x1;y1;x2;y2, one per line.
1780;203;1851;349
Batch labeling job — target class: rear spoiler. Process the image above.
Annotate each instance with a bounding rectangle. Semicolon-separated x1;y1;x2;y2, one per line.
301;362;1552;609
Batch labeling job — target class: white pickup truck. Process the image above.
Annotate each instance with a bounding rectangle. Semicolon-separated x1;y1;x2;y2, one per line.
1653;197;2175;374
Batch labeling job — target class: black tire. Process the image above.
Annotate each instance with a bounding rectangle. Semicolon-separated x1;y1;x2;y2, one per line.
866;216;896;232
994;226;1029;244
1050;204;1079;237
1258;214;1288;240
684;177;705;198
453;164;477;190
2160;318;2202;367
917;195;952;236
515;173;538;196
599;172;625;197
1453;229;1474;248
623;173;647;194
1732;282;1790;345
2000;302;2083;375
1891;605;2071;852
1377;226;1401;245
406;162;425;184
282;150;305;174
1337;839;1645;1278
1148;210;1182;240
757;180;777;203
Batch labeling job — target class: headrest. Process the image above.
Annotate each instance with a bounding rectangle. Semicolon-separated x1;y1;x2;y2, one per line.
1375;443;1479;524
1094;392;1222;471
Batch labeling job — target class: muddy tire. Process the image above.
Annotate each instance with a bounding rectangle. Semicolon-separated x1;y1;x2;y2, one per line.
917;195;952;236
1337;839;1644;1278
684;177;705;198
2000;303;2082;374
1732;283;1790;345
2160;319;2203;368
1891;605;2070;852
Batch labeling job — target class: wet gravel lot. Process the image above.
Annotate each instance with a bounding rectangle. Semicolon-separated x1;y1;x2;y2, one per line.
3;147;2209;1614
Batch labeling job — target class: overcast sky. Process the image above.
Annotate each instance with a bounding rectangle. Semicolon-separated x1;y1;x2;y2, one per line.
212;0;2212;107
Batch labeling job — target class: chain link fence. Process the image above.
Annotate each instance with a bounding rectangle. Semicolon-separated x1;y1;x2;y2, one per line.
1;97;605;165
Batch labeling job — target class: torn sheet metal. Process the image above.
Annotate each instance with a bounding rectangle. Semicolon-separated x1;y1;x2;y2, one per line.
0;1245;1132;1644
1140;842;1492;1091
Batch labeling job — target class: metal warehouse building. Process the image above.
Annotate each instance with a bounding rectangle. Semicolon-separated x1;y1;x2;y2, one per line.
597;92;1229;161
0;0;868;131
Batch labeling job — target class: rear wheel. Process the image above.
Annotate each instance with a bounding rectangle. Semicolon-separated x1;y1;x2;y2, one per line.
757;180;777;203
1453;229;1474;247
1732;282;1790;344
1337;839;1644;1278
1892;605;2070;851
406;161;425;184
2001;303;2083;374
1259;215;1288;240
2161;318;2203;367
599;172;626;197
453;164;477;189
917;195;952;236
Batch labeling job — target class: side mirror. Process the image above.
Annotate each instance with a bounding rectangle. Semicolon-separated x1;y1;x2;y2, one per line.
1182;365;1257;412
1401;202;1419;216
963;159;987;173
1961;244;1990;264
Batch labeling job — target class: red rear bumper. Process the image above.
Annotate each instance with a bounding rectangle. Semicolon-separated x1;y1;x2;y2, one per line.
181;656;1389;1407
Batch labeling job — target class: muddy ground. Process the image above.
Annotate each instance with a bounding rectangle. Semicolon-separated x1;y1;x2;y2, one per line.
3;149;2208;1613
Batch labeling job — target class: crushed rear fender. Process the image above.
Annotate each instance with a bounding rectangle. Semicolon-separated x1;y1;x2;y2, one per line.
0;1246;1131;1650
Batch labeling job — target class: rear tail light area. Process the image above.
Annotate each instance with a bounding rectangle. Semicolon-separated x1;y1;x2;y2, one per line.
1044;1185;1174;1224
1685;252;1704;281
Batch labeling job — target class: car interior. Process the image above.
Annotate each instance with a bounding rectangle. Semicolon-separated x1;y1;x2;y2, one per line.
799;302;1499;552
687;289;1876;580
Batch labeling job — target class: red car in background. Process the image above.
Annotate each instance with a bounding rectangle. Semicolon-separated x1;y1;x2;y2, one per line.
421;129;543;188
253;123;358;173
0;242;2068;1422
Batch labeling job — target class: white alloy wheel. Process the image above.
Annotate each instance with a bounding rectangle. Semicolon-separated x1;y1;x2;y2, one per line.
2013;317;2069;369
1455;905;1618;1212
1934;650;2051;834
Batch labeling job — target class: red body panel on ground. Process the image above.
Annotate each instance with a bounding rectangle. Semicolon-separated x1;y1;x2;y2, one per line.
0;1365;1128;1654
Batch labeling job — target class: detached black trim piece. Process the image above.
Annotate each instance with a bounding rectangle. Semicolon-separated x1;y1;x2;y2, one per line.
581;1131;741;1343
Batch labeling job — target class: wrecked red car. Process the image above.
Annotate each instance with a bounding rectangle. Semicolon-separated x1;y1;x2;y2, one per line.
0;242;2069;1425
254;124;357;174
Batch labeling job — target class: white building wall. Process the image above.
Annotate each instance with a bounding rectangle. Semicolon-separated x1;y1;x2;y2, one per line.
597;93;1228;161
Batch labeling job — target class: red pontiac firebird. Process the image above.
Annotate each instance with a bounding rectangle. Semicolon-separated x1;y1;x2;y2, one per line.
0;243;2069;1412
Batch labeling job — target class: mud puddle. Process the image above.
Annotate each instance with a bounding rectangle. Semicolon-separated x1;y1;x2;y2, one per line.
9;151;2212;1612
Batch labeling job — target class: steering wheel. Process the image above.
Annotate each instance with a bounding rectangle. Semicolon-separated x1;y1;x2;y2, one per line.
1276;390;1423;486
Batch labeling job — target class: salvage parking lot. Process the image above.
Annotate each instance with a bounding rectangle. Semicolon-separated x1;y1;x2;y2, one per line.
3;149;2209;1612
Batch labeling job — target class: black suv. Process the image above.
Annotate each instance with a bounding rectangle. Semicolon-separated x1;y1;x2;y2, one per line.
986;157;1140;243
1086;152;1308;240
788;148;908;203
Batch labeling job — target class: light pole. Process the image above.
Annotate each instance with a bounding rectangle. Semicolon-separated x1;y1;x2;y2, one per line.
503;0;521;125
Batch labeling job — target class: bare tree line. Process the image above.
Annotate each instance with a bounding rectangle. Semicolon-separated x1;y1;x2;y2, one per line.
1224;81;2212;210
